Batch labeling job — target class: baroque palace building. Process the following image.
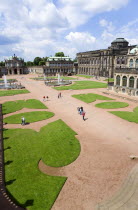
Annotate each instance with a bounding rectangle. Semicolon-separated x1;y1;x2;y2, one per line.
77;38;138;96
77;38;136;78
4;54;27;75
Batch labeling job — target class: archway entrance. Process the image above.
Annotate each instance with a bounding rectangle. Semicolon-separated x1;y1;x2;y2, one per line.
14;69;17;74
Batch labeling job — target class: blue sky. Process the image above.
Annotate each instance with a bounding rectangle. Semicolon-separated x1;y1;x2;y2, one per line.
0;0;138;61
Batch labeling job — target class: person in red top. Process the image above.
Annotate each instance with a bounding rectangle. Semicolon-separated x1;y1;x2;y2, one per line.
82;111;86;121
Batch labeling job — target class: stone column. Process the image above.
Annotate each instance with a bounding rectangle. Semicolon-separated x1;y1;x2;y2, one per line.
114;74;116;86
134;76;137;89
120;75;123;87
127;75;129;87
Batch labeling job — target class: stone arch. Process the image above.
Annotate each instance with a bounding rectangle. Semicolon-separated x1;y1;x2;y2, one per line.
121;57;125;64
14;69;17;74
122;76;127;87
116;75;120;85
129;76;134;88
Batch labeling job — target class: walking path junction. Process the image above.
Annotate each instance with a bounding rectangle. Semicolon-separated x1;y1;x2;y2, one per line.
1;75;138;210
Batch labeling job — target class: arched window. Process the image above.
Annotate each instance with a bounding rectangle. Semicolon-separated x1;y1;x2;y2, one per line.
117;57;120;64
122;76;127;87
121;57;125;64
137;79;138;89
136;59;138;68
129;76;134;88
104;58;106;65
116;75;120;86
129;59;133;67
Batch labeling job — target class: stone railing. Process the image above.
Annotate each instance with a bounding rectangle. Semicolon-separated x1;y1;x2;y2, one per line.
115;68;138;74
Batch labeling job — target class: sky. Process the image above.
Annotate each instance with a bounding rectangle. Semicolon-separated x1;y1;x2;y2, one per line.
0;0;138;61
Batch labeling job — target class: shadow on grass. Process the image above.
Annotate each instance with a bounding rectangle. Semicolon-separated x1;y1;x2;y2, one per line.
4;146;11;151
5;179;16;186
4;160;13;166
6;188;34;208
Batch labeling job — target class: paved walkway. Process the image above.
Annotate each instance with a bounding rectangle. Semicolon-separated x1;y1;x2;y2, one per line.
2;75;138;210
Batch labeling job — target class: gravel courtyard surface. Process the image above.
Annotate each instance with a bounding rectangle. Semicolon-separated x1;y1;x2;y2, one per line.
2;75;138;210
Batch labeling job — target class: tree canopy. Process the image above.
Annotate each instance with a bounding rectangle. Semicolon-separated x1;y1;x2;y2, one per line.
34;57;42;66
55;52;65;57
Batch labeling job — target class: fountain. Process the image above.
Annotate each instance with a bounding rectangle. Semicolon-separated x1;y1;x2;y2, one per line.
44;73;72;87
0;75;25;89
3;75;8;88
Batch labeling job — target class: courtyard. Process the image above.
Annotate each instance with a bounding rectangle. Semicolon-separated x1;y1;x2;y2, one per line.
1;74;138;210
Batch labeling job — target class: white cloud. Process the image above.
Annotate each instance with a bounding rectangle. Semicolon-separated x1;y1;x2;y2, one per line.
59;0;130;27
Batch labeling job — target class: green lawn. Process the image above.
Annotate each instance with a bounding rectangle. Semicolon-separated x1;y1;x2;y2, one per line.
54;81;107;90
72;93;113;103
2;99;47;115
109;106;138;123
76;74;93;79
0;89;29;97
95;102;129;109
4;119;80;209
104;78;114;82
4;111;54;124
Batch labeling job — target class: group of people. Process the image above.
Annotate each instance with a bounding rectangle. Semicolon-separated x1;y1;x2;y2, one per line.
77;107;86;121
43;96;49;101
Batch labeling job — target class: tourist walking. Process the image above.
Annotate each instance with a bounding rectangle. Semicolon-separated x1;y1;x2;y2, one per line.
43;96;46;101
82;111;86;121
21;116;25;125
59;92;61;97
46;96;49;101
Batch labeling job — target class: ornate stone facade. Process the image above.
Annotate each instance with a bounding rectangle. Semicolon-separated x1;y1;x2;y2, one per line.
114;45;138;96
44;56;74;76
5;54;26;75
77;38;135;78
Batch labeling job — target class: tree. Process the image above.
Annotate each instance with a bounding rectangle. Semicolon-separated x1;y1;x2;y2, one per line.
42;57;48;62
34;57;42;66
0;61;5;66
26;61;34;66
55;52;65;57
73;58;77;62
39;60;45;66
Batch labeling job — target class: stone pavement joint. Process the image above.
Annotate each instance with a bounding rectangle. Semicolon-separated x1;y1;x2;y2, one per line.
95;164;138;210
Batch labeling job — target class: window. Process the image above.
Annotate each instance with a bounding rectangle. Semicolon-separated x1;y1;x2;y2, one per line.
136;59;138;68
122;76;127;87
129;76;134;88
117;57;120;64
116;75;120;85
121;57;125;64
129;59;133;67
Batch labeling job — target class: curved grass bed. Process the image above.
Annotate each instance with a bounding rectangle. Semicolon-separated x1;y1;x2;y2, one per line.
4;111;54;124
95;102;129;109
3;99;47;115
109;106;138;123
4;119;80;209
72;93;113;103
0;89;30;97
54;81;107;90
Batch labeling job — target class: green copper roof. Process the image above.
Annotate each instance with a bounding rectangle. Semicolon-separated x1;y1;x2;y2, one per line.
47;56;73;61
130;45;138;54
111;38;128;43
